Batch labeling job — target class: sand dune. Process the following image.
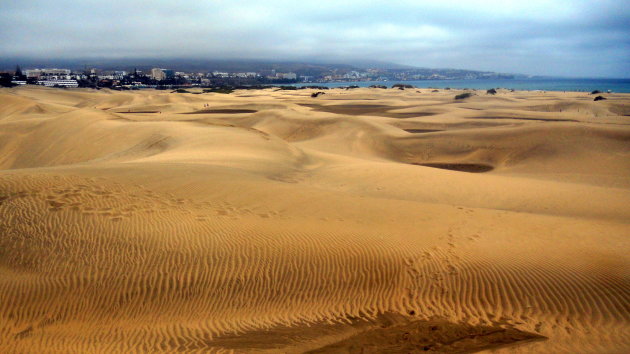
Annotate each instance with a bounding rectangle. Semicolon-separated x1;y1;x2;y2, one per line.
0;85;629;353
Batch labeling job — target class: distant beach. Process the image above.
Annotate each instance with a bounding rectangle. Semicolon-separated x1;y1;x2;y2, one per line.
297;78;630;93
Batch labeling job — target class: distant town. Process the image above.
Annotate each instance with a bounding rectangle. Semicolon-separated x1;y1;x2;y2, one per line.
1;62;520;89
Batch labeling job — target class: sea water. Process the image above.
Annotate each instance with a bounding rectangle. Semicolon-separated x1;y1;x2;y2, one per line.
297;78;630;93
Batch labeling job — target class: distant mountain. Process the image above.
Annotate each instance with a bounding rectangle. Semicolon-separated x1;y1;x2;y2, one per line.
0;57;524;80
305;58;415;70
0;57;354;74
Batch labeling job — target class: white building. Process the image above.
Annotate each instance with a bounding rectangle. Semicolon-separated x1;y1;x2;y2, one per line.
234;72;257;78
40;80;79;88
25;68;72;80
277;72;297;80
151;68;166;80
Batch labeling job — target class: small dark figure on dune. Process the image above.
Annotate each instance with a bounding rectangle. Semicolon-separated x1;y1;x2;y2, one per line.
594;96;607;101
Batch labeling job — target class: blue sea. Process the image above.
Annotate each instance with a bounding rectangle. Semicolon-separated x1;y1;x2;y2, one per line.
295;78;630;93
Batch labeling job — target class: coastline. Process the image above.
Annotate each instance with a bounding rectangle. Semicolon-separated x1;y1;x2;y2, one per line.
294;78;630;93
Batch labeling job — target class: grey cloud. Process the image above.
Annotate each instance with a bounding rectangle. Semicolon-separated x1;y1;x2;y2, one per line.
0;0;628;77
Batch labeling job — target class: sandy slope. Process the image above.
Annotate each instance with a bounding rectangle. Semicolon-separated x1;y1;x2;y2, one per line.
0;85;628;353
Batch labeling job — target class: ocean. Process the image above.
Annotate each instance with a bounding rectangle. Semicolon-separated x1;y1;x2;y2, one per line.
295;78;630;93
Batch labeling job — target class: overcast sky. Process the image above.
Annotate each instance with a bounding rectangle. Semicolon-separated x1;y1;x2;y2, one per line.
1;0;629;77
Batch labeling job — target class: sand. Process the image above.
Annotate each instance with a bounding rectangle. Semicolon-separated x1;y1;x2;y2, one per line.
0;85;628;353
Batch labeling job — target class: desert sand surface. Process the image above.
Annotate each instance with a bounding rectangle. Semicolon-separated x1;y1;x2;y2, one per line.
0;85;629;353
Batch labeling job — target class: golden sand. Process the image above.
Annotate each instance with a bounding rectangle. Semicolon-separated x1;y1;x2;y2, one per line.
0;86;629;353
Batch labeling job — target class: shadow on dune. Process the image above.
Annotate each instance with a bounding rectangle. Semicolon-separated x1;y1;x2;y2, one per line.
114;110;160;114
183;109;258;114
299;103;438;118
207;314;546;353
403;129;443;134
413;163;494;173
470;116;578;123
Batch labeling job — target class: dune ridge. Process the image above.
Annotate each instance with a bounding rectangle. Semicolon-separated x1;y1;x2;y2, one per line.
0;86;629;353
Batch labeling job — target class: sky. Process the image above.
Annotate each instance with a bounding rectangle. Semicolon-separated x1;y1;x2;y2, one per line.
1;0;629;77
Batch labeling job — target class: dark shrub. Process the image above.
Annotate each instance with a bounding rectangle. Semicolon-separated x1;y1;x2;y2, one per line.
590;90;601;94
432;89;439;92
172;88;190;93
311;92;325;98
392;83;414;89
487;88;497;95
203;87;234;94
594;96;607;101
455;93;473;100
369;85;388;89
303;86;329;90
0;73;16;87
